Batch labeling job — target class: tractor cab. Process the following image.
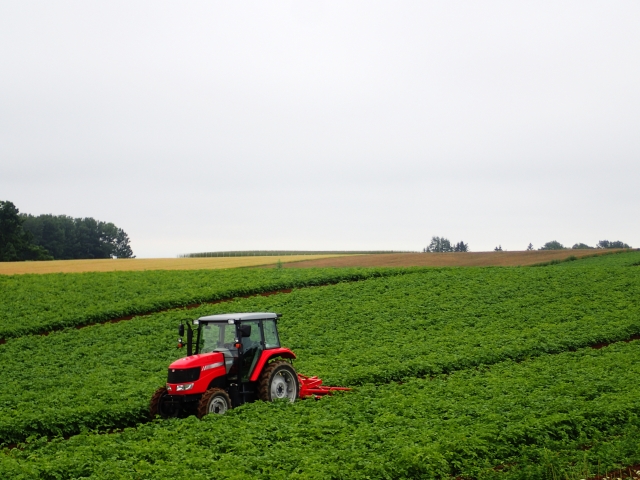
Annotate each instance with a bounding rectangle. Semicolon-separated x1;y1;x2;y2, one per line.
194;313;283;382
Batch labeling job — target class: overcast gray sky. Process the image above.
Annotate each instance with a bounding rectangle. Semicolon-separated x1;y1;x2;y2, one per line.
1;1;638;257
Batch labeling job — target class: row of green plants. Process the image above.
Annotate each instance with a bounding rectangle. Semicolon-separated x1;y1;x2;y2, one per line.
3;340;640;479
0;267;409;339
279;266;640;385
2;249;637;340
550;249;640;267
2;266;640;444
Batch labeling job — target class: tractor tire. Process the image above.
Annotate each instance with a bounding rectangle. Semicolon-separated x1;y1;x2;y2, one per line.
257;360;299;403
150;387;181;419
197;388;232;418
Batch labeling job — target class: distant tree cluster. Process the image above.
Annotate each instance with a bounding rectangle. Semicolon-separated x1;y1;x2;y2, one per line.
22;214;134;259
571;243;592;249
528;240;632;251
539;240;565;250
0;201;52;261
594;240;630;249
424;236;469;253
0;200;134;262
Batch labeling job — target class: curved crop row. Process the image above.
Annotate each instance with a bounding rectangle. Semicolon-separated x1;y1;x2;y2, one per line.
551;249;640;267
0;267;409;339
3;341;640;479
1;267;640;444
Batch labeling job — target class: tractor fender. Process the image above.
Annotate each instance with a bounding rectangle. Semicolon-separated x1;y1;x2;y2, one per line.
250;348;296;382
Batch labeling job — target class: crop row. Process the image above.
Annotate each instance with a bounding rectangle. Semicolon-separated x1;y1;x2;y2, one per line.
550;249;640;267
278;266;640;385
1;266;639;444
0;267;409;339
3;340;640;479
2;250;637;340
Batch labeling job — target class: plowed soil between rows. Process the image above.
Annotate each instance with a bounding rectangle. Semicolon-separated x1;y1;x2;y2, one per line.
277;249;627;268
0;287;294;343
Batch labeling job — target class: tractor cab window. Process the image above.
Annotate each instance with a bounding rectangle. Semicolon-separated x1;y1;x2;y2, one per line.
263;319;280;349
199;322;237;354
240;320;263;381
240;320;262;350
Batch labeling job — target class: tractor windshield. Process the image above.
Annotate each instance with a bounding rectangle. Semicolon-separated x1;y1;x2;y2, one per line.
197;322;237;354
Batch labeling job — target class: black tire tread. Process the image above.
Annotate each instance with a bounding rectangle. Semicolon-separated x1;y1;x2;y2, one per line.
149;387;167;418
197;388;232;418
257;360;298;402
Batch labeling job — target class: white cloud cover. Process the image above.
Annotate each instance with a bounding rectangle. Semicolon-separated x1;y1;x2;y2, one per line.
1;1;638;256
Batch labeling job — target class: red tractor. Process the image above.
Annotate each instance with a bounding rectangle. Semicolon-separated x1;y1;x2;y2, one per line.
150;312;348;418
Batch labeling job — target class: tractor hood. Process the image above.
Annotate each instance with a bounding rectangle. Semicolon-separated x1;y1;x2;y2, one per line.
169;351;224;370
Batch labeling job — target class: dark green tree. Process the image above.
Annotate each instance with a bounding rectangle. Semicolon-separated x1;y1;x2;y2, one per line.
453;241;469;252
572;243;593;249
526;243;534;251
0;201;52;261
424;237;469;253
22;214;75;258
596;240;631;249
424;236;453;253
22;213;135;259
494;245;503;251
539;240;565;250
104;223;134;258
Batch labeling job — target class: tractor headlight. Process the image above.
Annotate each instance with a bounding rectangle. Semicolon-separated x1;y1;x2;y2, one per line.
176;383;194;391
202;361;224;371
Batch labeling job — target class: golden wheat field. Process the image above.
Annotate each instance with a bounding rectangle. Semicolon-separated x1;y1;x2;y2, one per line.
0;255;352;275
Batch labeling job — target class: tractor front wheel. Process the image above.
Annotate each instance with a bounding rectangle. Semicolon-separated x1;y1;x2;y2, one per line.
150;387;181;419
258;361;299;403
197;388;232;418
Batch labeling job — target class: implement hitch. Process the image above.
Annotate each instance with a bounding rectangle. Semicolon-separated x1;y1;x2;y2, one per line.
298;374;351;399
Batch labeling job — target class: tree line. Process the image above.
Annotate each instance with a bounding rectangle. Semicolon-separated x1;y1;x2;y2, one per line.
423;236;631;253
0;200;134;262
423;236;469;252
531;240;631;251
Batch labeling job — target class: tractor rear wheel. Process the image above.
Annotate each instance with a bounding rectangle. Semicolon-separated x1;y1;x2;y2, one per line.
257;360;299;403
197;388;232;418
150;387;181;419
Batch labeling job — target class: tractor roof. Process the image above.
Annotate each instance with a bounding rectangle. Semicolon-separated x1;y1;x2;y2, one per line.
195;312;280;323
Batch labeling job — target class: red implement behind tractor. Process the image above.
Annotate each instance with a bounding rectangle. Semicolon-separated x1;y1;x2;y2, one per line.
150;313;349;418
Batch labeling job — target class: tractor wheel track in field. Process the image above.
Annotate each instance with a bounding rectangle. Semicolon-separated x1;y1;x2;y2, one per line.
0;273;397;343
392;333;640;384
0;288;291;344
4;334;640;452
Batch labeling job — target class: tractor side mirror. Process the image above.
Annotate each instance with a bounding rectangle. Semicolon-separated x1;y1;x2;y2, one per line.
239;325;252;337
178;324;184;336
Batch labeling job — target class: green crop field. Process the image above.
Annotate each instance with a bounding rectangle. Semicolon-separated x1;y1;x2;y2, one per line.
4;342;640;480
1;251;640;479
0;267;407;339
552;249;640;267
